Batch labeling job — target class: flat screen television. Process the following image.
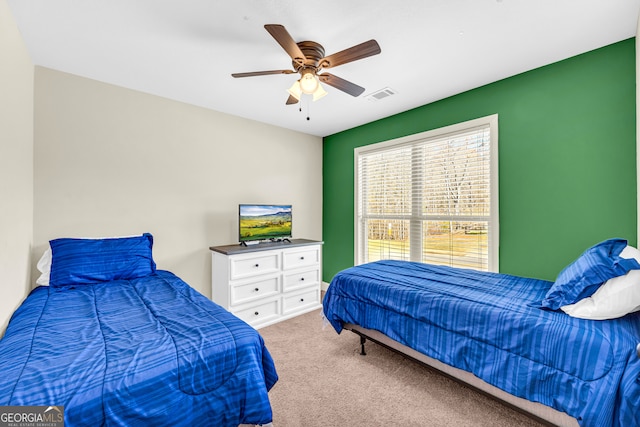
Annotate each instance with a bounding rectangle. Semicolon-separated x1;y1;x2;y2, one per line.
239;204;292;243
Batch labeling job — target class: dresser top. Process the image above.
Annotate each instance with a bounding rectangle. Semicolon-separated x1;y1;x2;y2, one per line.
209;238;323;256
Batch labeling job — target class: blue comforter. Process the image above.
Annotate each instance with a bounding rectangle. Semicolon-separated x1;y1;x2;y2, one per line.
323;260;640;427
0;270;278;426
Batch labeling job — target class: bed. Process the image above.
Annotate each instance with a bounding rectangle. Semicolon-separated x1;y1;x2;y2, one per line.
323;238;640;427
0;234;278;427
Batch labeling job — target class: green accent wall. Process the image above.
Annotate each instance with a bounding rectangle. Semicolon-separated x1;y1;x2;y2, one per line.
323;38;636;283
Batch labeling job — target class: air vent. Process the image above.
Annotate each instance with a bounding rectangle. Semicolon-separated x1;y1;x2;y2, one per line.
365;87;397;102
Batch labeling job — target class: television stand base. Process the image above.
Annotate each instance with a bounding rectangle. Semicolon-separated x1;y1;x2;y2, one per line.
240;239;291;247
268;238;291;243
239;241;261;247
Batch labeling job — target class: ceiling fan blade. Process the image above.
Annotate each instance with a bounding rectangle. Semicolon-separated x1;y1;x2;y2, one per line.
318;73;365;97
264;24;306;66
285;95;299;105
231;70;295;78
320;40;381;69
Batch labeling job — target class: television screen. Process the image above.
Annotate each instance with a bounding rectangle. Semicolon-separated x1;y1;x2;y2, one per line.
239;204;292;242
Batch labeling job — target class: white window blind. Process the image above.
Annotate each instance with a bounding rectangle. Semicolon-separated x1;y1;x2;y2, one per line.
355;115;499;271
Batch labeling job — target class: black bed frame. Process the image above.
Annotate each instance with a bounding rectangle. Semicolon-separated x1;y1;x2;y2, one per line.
345;324;581;427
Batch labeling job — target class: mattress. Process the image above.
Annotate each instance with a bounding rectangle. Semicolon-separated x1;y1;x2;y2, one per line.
0;270;278;427
323;260;640;427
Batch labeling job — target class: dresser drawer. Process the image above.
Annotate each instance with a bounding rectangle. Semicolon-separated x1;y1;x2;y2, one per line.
282;287;320;315
283;268;319;292
234;299;280;326
231;276;279;306
230;252;280;280
283;247;320;271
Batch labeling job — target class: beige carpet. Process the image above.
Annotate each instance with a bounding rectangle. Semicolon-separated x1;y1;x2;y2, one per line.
259;308;547;427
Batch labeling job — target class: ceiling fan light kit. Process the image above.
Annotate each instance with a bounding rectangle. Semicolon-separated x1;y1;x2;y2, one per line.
311;84;328;101
232;24;381;107
299;69;319;94
287;69;327;102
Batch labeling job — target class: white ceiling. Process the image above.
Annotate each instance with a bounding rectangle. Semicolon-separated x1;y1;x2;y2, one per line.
7;0;640;137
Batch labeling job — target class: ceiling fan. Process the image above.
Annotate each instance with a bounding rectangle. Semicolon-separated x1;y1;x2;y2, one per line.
232;24;381;105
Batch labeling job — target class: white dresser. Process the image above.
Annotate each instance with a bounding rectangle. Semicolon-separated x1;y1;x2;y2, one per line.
210;239;323;329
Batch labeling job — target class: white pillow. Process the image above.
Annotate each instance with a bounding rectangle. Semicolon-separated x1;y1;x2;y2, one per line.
561;269;640;320
36;247;52;286
620;244;640;262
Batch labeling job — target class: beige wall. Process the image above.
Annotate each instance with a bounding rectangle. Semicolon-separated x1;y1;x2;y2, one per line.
34;67;322;297
0;0;34;335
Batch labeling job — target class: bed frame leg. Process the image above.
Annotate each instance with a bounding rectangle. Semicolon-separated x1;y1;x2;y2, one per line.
359;334;367;356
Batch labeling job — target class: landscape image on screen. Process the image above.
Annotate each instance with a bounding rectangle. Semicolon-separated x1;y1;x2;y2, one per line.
239;205;292;242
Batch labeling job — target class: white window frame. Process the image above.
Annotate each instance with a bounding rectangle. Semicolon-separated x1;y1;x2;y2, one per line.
354;114;499;272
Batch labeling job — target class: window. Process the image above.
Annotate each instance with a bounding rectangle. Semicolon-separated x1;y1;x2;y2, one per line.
355;114;499;271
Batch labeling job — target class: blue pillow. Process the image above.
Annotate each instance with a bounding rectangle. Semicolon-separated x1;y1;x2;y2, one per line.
540;238;640;310
49;233;156;288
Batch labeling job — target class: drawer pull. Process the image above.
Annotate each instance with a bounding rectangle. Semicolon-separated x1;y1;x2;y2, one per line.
300;298;304;302
300;277;305;281
254;263;260;268
254;287;260;292
300;256;305;260
254;311;259;316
